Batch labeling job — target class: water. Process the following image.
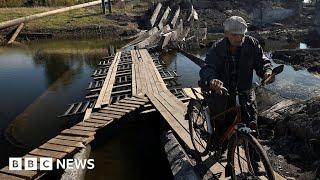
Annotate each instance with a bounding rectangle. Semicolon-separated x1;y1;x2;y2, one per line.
0;39;174;180
160;40;320;100
0;40;119;167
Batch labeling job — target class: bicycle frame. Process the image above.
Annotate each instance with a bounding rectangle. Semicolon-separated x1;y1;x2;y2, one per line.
211;106;242;144
191;88;250;146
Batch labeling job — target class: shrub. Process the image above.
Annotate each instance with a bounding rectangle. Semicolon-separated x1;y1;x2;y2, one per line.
0;0;26;7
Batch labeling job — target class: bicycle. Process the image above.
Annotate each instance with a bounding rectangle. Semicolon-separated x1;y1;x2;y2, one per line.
185;65;284;179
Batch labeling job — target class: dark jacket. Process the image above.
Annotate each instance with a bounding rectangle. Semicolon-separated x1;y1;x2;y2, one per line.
199;35;272;92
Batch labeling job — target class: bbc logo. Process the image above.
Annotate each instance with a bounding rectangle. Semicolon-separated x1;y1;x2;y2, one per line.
9;157;95;170
9;157;53;171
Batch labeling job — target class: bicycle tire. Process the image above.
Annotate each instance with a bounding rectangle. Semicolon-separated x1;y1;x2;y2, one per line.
226;133;275;180
187;99;211;156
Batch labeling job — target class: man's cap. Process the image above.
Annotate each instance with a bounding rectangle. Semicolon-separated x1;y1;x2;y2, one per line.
223;16;247;34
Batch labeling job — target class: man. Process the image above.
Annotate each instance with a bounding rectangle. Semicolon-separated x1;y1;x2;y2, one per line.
199;16;274;138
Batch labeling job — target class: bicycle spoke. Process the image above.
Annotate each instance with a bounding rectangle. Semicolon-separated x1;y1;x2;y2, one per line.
194;129;206;148
244;140;255;176
230;134;273;179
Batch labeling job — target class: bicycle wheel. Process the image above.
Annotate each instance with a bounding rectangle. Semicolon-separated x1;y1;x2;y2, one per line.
226;133;275;180
187;99;211;156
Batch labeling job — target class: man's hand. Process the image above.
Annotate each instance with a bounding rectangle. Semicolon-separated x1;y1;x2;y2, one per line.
210;79;224;94
262;72;275;85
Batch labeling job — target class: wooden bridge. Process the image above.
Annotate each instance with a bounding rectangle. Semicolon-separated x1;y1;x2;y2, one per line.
0;2;285;179
0;48;285;180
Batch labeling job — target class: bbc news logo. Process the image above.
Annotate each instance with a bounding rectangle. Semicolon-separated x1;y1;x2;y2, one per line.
9;157;95;170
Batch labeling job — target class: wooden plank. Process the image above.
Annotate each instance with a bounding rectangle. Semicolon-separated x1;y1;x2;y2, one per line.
153;93;185;121
119;99;146;105
111;89;131;96
71;126;98;132
91;115;113;121
113;83;131;89
98;109;126;116
83;108;92;120
171;6;180;28
147;93;193;149
39;143;76;153
61;129;95;137
131;50;142;96
147;53;164;93
127;96;149;102
84;118;110;124
139;53;153;93
0;172;25;180
29;148;67;159
109;104;136;110
159;91;186;115
92;112;122;119
54;135;89;143
95;52;121;108
139;49;160;94
137;50;148;95
48;138;85;148
135;56;143;95
102;52;122;106
0;166;37;179
115;72;131;77
77;122;104;128
132;62;137;96
150;3;162;27
158;6;171;30
91;113;114;121
141;49;167;90
102;106;131;113
141;52;155;93
114;102;139;108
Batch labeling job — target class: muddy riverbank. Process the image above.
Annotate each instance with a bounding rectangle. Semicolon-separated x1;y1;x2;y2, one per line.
258;96;320;179
272;48;320;74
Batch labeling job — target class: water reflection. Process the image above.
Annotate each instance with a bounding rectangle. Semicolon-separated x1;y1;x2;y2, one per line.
0;39;122;168
161;40;320;101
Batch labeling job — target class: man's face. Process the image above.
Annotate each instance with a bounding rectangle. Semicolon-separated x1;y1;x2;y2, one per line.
225;32;245;47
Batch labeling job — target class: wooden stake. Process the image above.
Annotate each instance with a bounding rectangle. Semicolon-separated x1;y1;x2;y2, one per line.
8;23;24;44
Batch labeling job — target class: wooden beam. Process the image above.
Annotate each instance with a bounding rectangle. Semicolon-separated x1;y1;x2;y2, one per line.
7;23;24;44
150;3;162;27
170;6;180;28
158;7;171;30
95;52;121;108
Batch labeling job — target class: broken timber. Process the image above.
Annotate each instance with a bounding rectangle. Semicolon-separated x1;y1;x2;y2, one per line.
7;23;24;44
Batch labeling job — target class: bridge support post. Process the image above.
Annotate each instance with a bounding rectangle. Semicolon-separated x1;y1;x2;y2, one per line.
160;130;200;180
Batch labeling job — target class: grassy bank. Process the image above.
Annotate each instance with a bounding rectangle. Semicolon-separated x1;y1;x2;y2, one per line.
0;2;149;39
0;0;93;7
0;3;147;28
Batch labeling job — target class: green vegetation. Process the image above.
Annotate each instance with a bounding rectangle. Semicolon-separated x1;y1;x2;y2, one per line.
0;2;148;30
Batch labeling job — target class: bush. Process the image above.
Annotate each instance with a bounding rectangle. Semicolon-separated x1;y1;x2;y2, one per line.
0;0;27;7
